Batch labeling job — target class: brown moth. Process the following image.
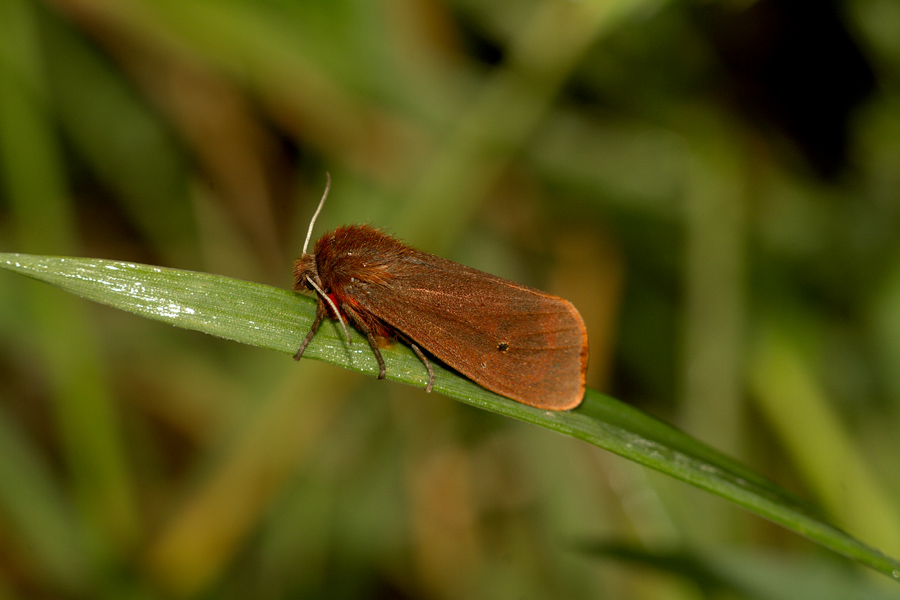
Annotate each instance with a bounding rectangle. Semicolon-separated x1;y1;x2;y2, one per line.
292;176;588;410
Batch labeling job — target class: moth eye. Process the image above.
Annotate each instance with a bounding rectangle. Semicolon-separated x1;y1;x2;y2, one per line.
497;341;509;353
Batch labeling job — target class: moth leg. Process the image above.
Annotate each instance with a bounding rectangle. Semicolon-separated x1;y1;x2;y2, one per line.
364;332;387;380
339;301;387;381
293;300;327;360
409;343;434;393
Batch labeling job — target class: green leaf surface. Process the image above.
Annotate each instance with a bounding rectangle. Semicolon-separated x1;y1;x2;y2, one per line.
2;252;898;581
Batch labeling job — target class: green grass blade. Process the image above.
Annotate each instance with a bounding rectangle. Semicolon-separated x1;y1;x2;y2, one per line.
1;252;898;581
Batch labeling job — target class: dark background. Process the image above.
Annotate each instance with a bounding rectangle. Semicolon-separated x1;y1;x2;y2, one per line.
1;0;899;597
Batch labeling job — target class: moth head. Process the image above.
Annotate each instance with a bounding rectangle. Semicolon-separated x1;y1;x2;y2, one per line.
292;254;319;292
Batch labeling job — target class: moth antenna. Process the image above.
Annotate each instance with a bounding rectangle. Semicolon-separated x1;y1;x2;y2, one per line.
303;172;331;255
305;275;352;346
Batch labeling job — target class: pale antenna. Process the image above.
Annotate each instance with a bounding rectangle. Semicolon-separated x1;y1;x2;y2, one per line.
301;173;351;345
303;172;331;254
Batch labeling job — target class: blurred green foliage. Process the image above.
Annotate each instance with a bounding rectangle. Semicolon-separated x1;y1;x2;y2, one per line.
1;0;900;598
